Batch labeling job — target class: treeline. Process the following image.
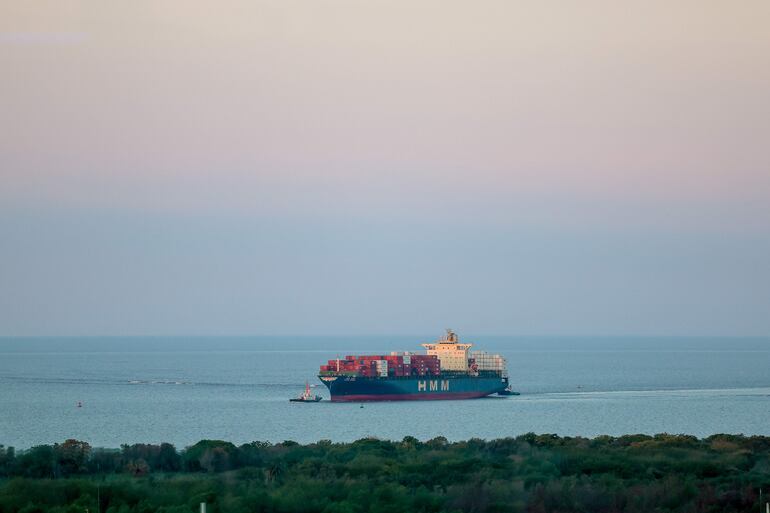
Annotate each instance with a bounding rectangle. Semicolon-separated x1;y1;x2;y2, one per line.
1;433;769;512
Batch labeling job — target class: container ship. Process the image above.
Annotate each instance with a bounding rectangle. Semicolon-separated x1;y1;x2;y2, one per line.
318;330;509;401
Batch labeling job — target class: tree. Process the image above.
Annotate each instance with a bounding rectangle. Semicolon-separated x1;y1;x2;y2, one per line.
183;440;237;472
54;439;91;476
158;443;181;472
126;458;150;476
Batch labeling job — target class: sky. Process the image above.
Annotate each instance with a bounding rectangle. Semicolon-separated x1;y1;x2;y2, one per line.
1;1;769;336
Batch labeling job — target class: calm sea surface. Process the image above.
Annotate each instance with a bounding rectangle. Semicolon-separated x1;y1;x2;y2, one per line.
1;336;769;449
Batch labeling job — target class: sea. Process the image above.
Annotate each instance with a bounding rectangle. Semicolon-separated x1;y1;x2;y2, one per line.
1;336;769;450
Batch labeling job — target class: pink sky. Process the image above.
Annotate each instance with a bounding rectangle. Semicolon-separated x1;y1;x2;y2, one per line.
3;1;769;215
1;1;769;335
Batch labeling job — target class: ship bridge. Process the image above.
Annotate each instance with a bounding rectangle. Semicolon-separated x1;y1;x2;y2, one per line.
421;329;473;371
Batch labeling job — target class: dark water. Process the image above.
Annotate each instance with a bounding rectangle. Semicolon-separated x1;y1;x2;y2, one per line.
1;336;769;449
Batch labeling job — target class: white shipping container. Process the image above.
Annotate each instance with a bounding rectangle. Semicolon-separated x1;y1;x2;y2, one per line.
470;351;506;370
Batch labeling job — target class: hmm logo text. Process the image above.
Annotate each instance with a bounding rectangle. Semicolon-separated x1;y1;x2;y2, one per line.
417;380;449;392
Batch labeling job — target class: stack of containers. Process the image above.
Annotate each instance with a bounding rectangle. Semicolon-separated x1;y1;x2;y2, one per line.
410;355;440;376
385;352;413;376
469;351;506;373
375;360;388;377
320;353;441;377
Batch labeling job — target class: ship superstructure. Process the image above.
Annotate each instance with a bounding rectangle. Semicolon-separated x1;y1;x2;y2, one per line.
318;330;509;401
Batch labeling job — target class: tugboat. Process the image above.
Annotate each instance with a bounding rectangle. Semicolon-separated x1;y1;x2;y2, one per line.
290;382;323;402
497;385;520;396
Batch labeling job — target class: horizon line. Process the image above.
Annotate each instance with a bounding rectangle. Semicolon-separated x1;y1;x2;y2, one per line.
1;333;769;339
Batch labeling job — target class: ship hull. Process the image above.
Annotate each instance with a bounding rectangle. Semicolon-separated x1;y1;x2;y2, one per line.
319;374;508;402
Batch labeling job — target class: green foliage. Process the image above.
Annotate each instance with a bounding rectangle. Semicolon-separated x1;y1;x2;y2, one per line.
1;434;769;512
182;441;236;473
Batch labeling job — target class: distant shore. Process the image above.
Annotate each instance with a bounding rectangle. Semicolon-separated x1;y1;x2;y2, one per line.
1;434;768;512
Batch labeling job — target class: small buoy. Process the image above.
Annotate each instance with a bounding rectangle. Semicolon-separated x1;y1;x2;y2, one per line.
77;401;82;408
359;404;364;408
